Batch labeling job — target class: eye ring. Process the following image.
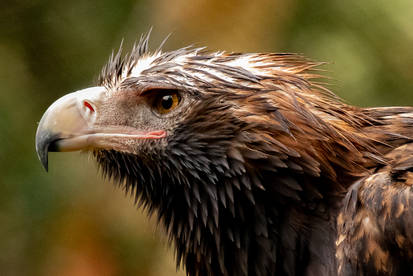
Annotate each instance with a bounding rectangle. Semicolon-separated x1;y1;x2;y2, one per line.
154;91;181;114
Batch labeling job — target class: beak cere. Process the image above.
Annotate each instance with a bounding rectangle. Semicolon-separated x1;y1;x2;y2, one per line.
35;86;107;171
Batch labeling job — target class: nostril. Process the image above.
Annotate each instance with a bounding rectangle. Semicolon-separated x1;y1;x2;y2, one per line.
83;101;95;113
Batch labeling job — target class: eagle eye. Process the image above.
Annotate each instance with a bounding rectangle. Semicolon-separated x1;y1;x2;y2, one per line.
152;90;181;114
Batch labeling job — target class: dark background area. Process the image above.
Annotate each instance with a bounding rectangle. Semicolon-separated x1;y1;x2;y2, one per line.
1;0;412;275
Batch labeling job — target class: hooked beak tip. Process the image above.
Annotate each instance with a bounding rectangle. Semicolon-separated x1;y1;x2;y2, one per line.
35;131;61;172
38;150;49;172
36;140;49;172
34;86;107;172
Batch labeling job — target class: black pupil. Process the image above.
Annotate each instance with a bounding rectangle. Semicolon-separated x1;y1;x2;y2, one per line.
161;95;174;109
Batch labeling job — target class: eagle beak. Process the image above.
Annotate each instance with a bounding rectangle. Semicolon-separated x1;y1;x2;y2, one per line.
35;86;106;171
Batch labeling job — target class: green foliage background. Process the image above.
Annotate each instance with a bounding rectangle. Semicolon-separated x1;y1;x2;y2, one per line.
0;0;412;275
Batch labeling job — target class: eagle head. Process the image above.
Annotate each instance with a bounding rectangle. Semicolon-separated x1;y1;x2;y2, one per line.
35;33;381;275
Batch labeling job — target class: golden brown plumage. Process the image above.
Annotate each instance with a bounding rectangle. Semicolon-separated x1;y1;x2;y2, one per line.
36;33;413;275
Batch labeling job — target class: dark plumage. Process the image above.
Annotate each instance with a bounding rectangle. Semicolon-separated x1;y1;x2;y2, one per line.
36;33;413;275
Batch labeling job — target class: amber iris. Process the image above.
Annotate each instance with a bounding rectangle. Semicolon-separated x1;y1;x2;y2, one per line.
156;92;180;114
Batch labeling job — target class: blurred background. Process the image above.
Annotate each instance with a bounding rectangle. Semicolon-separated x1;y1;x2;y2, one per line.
1;0;412;275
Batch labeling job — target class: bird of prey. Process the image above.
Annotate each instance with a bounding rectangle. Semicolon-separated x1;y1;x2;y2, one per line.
36;33;413;275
